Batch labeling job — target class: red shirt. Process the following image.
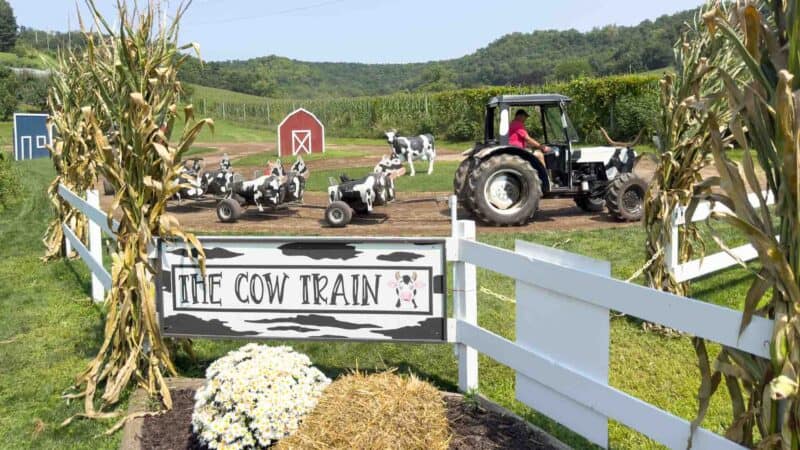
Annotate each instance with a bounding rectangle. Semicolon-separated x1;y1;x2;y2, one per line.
508;120;529;148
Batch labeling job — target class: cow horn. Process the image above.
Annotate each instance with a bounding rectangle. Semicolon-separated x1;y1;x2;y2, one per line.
395;271;401;280
411;272;417;281
600;127;645;148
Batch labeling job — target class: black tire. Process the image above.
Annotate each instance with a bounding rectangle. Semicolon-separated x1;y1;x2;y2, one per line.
466;154;542;226
453;157;476;210
102;178;115;196
217;198;243;223
325;201;352;227
605;173;647;221
575;195;605;213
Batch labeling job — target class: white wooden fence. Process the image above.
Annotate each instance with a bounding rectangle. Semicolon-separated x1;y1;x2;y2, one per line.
57;184;118;302
57;184;770;449
447;195;770;449
667;191;775;282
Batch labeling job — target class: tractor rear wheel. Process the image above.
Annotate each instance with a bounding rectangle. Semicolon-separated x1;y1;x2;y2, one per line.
453;157;476;210
467;154;541;226
605;173;647;221
325;201;352;227
574;195;605;213
217;198;243;223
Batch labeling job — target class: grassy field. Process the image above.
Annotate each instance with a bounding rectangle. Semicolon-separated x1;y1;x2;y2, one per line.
0;51;53;70
305;161;461;192
0;159;756;449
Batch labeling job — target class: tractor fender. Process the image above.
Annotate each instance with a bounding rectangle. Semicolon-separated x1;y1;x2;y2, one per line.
469;145;550;193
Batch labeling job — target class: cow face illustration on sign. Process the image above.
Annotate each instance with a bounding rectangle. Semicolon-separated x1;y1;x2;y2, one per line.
388;271;425;308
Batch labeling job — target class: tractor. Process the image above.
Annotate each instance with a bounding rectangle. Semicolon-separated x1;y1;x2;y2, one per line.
453;94;648;226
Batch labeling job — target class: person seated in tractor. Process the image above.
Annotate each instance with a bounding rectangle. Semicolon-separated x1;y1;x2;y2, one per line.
508;109;551;167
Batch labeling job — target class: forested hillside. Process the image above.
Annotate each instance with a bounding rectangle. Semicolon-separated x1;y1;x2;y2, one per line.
176;8;692;98
12;7;693;100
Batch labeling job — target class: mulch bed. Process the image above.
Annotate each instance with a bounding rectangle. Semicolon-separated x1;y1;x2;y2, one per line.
138;389;561;450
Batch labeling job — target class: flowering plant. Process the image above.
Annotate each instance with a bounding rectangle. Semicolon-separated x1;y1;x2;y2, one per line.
192;344;330;449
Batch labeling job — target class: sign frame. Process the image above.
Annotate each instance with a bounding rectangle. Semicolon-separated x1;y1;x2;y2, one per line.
155;236;448;343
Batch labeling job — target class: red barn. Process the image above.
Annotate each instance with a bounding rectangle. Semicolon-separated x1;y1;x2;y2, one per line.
277;108;325;157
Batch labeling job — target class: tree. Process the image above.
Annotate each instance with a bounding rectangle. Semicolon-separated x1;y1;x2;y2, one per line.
0;0;17;52
0;66;18;119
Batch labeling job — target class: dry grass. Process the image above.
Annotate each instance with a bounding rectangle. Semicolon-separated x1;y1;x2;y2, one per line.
278;371;451;450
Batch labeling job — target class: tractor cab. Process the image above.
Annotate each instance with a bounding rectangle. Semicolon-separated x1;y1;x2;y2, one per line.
482;94;580;191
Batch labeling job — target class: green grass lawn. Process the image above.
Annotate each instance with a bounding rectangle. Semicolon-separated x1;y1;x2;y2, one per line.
234;148;374;166
304;161;461;192
0;159;758;449
0;51;53;70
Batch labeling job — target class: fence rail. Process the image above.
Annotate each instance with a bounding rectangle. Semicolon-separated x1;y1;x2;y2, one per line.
57;184;118;302
667;190;775;282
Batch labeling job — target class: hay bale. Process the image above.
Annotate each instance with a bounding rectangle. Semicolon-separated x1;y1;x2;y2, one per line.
278;371;450;450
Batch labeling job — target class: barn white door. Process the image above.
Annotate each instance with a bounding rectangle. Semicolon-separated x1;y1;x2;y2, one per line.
291;129;312;155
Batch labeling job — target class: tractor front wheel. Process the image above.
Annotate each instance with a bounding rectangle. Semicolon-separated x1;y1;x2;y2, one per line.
467;154;541;226
605;173;647;221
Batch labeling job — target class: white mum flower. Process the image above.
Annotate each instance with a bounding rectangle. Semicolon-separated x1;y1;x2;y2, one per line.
192;345;330;449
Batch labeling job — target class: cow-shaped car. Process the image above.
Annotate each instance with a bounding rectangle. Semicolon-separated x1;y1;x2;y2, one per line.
385;129;436;176
216;157;309;222
323;158;405;227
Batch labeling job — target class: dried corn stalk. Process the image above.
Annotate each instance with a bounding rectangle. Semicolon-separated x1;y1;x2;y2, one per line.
644;3;743;298
61;0;212;429
688;1;800;447
42;46;101;261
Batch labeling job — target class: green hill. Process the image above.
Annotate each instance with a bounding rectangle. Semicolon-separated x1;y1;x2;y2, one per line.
177;8;694;99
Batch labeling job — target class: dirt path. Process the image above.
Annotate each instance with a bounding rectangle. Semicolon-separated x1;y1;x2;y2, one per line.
98;191;639;237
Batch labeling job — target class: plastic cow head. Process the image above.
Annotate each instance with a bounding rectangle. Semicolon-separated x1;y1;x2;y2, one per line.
384;129;397;145
374;155;406;179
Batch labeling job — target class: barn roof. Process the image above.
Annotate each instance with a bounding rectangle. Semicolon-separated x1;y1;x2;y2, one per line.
278;108;324;129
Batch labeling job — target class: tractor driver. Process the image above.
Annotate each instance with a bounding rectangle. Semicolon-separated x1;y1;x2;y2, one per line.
508;109;551;168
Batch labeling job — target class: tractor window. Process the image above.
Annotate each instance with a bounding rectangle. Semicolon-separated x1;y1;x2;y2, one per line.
542;105;579;144
494;106;543;140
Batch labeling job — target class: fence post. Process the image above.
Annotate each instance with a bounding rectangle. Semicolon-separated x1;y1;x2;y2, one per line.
452;202;478;392
665;206;682;275
87;189;105;303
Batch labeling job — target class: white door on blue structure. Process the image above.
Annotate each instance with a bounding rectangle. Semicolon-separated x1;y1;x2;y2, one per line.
292;129;312;155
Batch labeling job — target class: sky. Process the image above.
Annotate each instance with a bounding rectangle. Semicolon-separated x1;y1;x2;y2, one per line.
10;0;705;63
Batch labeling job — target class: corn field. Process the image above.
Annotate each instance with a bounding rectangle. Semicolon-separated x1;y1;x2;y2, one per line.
186;74;661;143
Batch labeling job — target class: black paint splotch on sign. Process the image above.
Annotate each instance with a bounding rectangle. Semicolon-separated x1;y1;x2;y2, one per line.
169;247;244;260
278;242;361;260
377;251;425;262
157;237;447;342
163;314;259;337
247;314;381;330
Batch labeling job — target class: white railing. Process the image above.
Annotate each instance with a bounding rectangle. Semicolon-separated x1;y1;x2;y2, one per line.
57;184;119;302
447;196;770;449
667;191;775;282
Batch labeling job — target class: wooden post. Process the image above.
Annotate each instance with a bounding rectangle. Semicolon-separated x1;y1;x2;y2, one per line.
87;189;105;303
452;199;478;392
665;206;682;275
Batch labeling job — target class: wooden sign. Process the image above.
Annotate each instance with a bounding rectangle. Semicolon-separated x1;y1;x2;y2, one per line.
156;237;446;342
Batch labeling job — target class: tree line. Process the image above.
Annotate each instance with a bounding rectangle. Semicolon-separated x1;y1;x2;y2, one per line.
177;8;693;99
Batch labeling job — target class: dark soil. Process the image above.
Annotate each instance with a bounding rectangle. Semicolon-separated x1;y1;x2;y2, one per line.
139;389;560;450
